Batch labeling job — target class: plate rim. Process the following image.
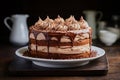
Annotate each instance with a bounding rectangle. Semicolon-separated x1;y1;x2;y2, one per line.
15;46;105;62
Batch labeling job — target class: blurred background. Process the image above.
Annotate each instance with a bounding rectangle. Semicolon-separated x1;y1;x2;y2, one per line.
0;0;120;45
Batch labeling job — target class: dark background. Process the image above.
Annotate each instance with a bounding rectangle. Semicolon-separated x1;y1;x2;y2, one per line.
0;0;120;43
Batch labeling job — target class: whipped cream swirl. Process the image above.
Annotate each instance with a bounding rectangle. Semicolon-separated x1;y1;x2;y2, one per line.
65;16;80;30
79;16;89;29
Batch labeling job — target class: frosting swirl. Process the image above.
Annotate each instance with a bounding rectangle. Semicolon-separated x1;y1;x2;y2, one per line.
34;17;45;30
43;16;55;30
54;24;68;31
79;16;89;29
65;16;80;30
54;15;65;24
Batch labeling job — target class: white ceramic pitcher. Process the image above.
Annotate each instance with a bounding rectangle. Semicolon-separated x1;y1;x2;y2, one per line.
4;14;29;46
83;10;103;39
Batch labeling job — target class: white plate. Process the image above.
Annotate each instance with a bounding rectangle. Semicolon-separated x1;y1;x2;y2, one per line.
15;46;105;68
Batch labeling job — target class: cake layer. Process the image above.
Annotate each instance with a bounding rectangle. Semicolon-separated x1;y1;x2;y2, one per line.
30;31;90;40
28;50;91;59
30;38;90;46
30;44;90;54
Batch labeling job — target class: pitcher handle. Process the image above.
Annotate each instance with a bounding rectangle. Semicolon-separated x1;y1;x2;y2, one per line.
97;11;103;22
4;17;12;31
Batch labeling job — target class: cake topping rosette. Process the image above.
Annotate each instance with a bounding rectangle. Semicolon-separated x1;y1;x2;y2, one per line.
42;16;54;30
79;16;89;29
65;16;80;30
54;15;68;31
54;23;68;31
54;15;65;24
34;17;44;30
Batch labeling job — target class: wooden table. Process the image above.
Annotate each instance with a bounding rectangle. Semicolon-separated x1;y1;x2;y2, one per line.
1;40;120;80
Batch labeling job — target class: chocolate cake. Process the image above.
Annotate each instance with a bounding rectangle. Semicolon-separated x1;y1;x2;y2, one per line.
27;16;92;59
